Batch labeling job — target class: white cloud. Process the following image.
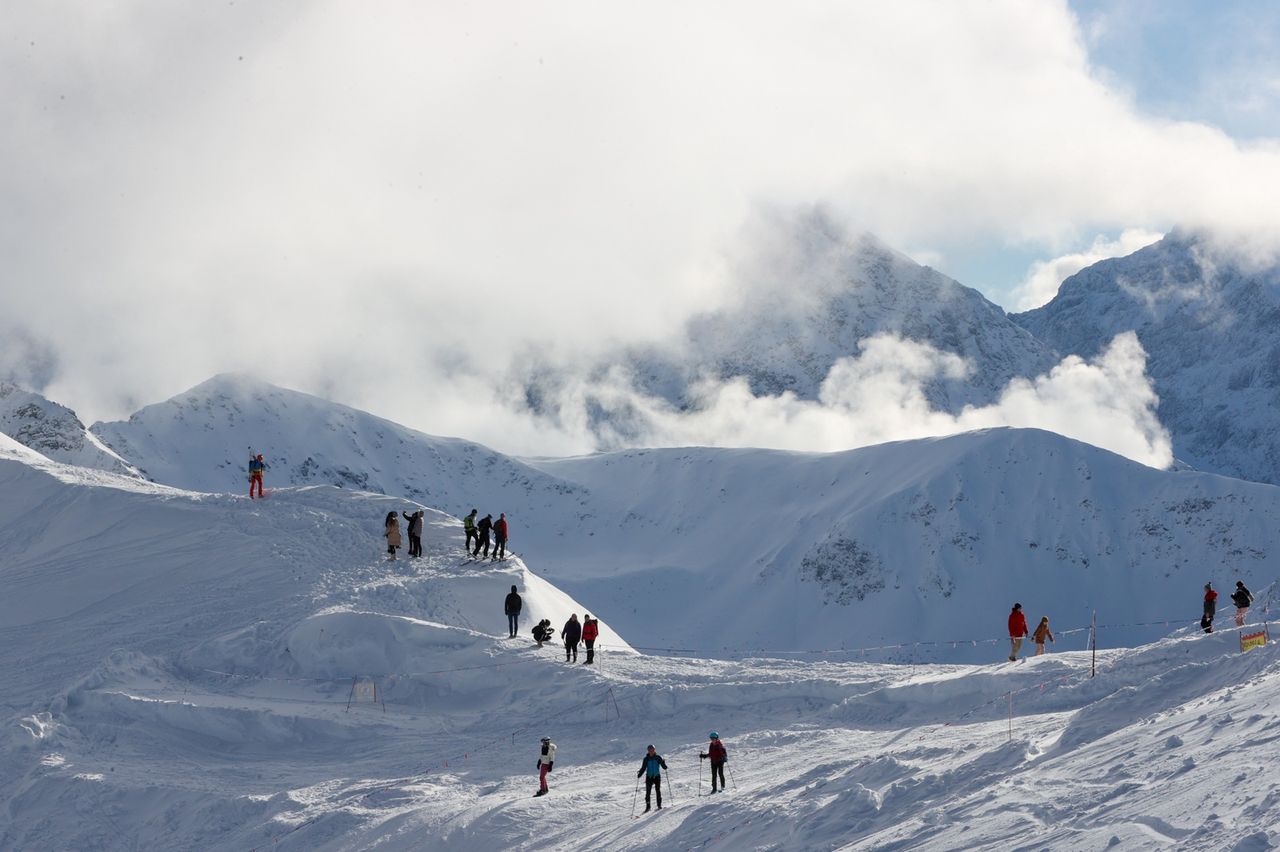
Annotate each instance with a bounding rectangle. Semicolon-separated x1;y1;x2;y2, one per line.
1012;229;1165;311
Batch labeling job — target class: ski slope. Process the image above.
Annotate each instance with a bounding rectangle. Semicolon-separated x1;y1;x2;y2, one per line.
5;435;1280;849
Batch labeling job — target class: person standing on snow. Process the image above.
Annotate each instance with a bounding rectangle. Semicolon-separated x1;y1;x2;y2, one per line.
561;613;581;662
581;614;599;665
700;732;728;793
1232;581;1254;627
1032;616;1054;656
504;584;523;638
463;509;478;554
401;509;424;558
248;453;266;499
493;513;509;560
473;513;493;558
384;511;402;561
1008;603;1028;661
636;745;668;812
1202;583;1218;633
534;736;556;797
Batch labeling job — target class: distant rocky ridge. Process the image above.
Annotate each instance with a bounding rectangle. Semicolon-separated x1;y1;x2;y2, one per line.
0;382;139;476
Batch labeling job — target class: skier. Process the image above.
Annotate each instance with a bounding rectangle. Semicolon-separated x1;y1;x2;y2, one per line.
581;614;599;665
561;613;581;662
1008;602;1028;662
493;513;509;560
535;736;556;797
504;584;523;638
248;453;266;499
473;513;493;558
700;732;728;793
636;745;667;812
463;509;478;554
1232;581;1254;627
384;511;402;561
532;619;554;646
1202;583;1218;633
401;509;424;558
1032;616;1054;656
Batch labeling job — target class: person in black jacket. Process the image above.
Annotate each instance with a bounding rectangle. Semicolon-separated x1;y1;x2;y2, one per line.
532;619;553;646
561;614;581;662
1232;581;1254;627
636;745;667;812
401;510;424;558
504;585;523;638
473;514;493;558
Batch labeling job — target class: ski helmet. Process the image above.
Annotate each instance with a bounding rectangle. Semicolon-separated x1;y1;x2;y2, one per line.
541;736;551;743
709;732;719;739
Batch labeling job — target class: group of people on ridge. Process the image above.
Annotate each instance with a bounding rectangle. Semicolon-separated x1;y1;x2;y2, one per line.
382;509;429;560
1006;603;1054;661
502;585;599;663
464;509;509;560
532;734;729;807
1202;581;1253;633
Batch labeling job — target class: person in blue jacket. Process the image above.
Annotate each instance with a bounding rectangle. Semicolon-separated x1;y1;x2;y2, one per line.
636;744;667;813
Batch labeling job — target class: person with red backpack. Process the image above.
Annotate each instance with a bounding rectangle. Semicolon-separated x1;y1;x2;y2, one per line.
699;732;729;793
493;513;509;560
1007;603;1028;661
581;614;599;665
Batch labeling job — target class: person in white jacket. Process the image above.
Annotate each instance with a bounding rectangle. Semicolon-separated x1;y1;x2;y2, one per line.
535;736;556;797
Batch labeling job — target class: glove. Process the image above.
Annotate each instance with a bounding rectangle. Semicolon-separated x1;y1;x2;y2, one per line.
547;762;553;771
699;753;707;760
637;771;643;778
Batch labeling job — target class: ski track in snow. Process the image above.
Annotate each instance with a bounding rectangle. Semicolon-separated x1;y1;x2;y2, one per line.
4;439;1280;849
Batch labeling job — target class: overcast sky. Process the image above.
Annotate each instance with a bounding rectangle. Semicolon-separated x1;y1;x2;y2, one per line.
3;1;1279;457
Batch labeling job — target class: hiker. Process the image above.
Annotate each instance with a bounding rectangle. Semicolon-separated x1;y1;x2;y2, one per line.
535;736;556;797
1232;581;1254;627
1008;602;1028;661
463;509;478;554
561;614;581;662
581;614;599;665
384;511;402;561
1202;583;1218;633
504;584;523;638
493;513;509;560
473;513;493;558
401;509;424;558
532;619;553;646
1032;616;1054;656
636;745;667;812
248;453;265;499
700;732;728;793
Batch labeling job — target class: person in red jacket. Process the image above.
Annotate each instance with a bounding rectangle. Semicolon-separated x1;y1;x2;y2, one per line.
581;614;599;665
1008;602;1029;662
493;513;509;560
1202;583;1218;633
700;732;729;793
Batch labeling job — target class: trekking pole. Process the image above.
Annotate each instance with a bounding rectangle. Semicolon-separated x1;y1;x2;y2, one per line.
698;757;703;798
665;771;674;806
631;775;640;817
727;763;737;790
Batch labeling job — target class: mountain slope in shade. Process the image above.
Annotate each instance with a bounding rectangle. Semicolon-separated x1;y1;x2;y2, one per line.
1015;232;1280;485
0;381;140;477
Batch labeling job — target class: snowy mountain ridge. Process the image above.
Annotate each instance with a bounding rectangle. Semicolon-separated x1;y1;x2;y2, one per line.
0;381;140;477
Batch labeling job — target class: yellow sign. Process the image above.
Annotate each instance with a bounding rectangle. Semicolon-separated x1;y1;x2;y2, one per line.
1241;631;1268;652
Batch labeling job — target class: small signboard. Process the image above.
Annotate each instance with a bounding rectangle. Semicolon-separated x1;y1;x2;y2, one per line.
1241;629;1269;653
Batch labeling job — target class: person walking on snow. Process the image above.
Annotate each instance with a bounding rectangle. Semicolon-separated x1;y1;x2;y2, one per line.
561;614;581;662
532;619;553;646
473;513;493;558
401;510;424;558
1202;583;1218;634
504;584;523;638
248;454;266;499
384;511;402;561
581;614;599;665
700;732;728;793
1232;581;1254;627
637;745;668;812
493;513;509;560
463;509;478;554
1032;616;1054;656
534;736;556;797
1008;603;1028;661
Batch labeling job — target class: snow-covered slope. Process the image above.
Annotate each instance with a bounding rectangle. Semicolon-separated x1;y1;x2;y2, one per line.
1015;232;1280;485
518;214;1056;442
89;373;591;529
4;438;1280;849
0;381;140;477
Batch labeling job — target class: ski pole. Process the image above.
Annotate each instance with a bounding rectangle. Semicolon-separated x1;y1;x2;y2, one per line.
698;757;703;798
727;763;737;790
665;771;674;806
631;775;640;817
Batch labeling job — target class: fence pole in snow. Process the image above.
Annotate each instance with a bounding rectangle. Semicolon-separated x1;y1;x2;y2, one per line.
1090;610;1097;679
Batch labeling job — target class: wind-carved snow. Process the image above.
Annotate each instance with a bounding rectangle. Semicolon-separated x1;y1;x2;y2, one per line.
1016;230;1280;486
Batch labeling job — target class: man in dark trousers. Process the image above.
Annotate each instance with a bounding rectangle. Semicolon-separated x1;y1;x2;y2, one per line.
473;513;493;558
637;745;667;812
581;614;599;665
493;513;509;560
504;585;523;638
1232;580;1254;627
561;614;581;662
463;509;478;554
700;732;728;793
1203;583;1218;633
401;509;424;558
1008;602;1028;661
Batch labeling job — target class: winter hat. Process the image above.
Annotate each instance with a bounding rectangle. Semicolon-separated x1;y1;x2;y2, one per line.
647;744;655;750
709;732;719;739
1012;602;1022;610
1206;583;1213;590
1237;581;1246;588
541;736;551;743
511;585;517;592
